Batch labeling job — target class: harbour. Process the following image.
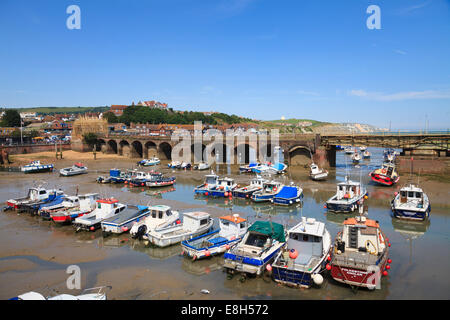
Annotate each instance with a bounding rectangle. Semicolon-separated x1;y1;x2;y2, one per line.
0;147;449;300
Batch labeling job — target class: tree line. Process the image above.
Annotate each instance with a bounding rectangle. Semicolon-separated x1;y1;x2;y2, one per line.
103;105;252;126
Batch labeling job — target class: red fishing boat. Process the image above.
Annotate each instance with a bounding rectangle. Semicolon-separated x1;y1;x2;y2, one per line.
369;162;400;186
328;215;391;290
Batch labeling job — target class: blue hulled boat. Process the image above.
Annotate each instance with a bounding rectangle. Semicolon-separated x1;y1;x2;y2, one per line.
251;180;284;202
391;184;431;221
325;176;368;213
271;185;303;206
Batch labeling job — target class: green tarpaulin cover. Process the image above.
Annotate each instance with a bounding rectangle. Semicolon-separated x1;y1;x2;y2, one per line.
248;221;286;242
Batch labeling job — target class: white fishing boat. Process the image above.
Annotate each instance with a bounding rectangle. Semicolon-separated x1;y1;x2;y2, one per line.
391;184;431;221
39;195;80;220
5;186;58;210
10;286;111;300
50;193;99;224
326;176;368;213
59;162;88;176
309;163;328;181
351;152;361;164
168;160;181;169
101;205;151;236
363;150;371;159
223;220;287;279
130;205;180;239
73;198;126;232
21;160;54;174
251;180;284;202
194;162;210;170
359;146;367;152
144;211;214;247
181;214;248;260
232;176;268;199
344;146;354;154
138;157;161;166
271;217;332;288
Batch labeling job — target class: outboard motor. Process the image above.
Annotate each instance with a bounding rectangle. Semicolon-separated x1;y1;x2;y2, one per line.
133;225;147;240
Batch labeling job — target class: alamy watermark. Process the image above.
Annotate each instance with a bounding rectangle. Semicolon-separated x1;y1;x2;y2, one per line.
66;265;81;290
66;5;81;30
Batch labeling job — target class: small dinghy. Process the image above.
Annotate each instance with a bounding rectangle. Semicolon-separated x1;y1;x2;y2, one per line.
137;157;160;166
359;146;367;152
251;162;287;175
50;193;99;224
10;286;111;300
181;214;248;260
180;161;191;170
21;160;54;174
73;198;126;232
391;184;430;221
271;217;332;288
310;163;328;181
232;176;268;199
271;184;303;206
130;205;180;239
223;220;287;278
144;211;214;247
363;150;371;159
326;176;368;213
59;162;88;176
251;180;284;202
330;215;390;290
101;205;151;236
369;162;400;186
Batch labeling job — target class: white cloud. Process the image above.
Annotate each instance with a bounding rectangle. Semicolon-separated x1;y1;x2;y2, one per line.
348;89;450;101
296;90;319;96
394;49;407;55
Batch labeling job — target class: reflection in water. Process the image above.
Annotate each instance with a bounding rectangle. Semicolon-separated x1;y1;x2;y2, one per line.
391;218;431;264
181;256;224;276
128;239;181;260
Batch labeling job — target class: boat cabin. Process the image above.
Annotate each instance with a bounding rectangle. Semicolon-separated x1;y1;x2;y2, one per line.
339;216;385;255
262;181;282;193
217;177;236;189
27;187;53;202
286;218;325;266
78;193;99;211
238;221;285;255
204;174;219;186
399;185;424;204
219;214;248;239
62;196;80;207
336;179;362;201
95;198;126;216
182;212;211;232
148;205;175;220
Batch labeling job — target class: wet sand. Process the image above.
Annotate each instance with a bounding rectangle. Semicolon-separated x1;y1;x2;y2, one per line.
1;149;449;299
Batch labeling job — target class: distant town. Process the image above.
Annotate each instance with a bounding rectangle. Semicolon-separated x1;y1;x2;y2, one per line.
0;100;387;146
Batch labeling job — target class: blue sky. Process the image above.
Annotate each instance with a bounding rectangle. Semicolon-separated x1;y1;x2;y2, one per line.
0;0;449;130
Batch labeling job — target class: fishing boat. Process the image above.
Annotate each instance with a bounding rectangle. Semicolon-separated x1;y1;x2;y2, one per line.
101;205;151;236
329;215;391;289
251;180;284;202
271;217;332;288
207;177;237;197
252;162;287;175
145;172;176;188
344;146;354;154
21;160;54;174
181;214;248;260
50;193;99;224
137;157;161;166
194;162;210;170
359;146;367;152
107;169;132;184
10;286;111;300
96;175;111;184
351;151;361;164
391;184;430;221
128;170;158;187
223;220;287;279
309;163;328;181
194;173;219;195
39;195;80;220
168;160;181;169
73;198;126;232
271;184;303;206
24;190;66;215
130;205;180;239
239;162;260;173
326;176;368;213
59;162;88;176
362;150;371;159
232;176;268;199
144;211;214;247
5;187;62;210
369;162;400;186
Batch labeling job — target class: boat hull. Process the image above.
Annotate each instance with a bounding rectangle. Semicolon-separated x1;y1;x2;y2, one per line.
272;258;327;288
391;200;430;221
145;221;214;248
181;230;242;260
272;193;303;206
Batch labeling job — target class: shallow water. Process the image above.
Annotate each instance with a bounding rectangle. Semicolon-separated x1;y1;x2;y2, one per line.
0;147;449;299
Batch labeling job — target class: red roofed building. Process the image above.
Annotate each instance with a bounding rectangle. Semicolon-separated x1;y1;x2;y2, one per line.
110;105;128;116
